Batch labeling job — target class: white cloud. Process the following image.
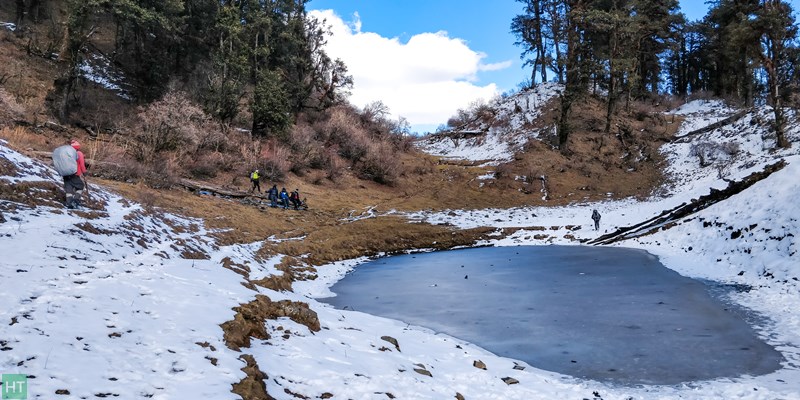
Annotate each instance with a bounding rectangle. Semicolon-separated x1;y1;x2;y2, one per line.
309;9;509;131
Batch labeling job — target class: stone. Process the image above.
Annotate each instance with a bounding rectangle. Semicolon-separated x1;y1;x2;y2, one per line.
381;335;400;352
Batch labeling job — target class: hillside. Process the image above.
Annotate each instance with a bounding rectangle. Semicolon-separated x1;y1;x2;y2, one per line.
3;86;800;399
2;3;800;400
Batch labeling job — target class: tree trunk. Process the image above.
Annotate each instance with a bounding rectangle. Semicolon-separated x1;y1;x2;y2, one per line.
534;0;547;83
764;56;790;148
605;21;618;134
15;0;26;27
558;0;583;152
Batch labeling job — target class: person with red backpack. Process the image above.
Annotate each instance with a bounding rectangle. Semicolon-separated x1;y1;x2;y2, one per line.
289;189;301;210
52;139;87;209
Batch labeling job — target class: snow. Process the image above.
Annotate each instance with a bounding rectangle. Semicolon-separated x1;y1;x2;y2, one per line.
1;22;16;32
79;53;132;100
1;145;254;398
2;99;800;399
416;83;562;165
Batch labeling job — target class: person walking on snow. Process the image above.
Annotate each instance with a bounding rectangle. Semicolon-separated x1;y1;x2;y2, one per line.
591;209;601;231
250;169;261;193
52;139;87;209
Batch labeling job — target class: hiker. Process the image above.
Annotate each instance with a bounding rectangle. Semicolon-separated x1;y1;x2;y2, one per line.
289;188;302;210
250;169;261;193
591;209;601;231
52;139;87;209
279;187;290;209
267;185;278;207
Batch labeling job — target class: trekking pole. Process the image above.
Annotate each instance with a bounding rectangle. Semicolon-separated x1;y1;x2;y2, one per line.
82;175;91;203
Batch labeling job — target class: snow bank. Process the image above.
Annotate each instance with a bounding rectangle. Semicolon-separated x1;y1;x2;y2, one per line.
0;144;261;398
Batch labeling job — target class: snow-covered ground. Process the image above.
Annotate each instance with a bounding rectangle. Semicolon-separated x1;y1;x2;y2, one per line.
79;52;132;100
416;83;561;165
2;99;799;399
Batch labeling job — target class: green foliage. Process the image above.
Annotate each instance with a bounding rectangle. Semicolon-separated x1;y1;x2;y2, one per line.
252;69;292;138
43;0;352;132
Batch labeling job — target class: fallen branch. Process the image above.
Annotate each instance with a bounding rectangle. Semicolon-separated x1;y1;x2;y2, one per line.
180;179;266;200
589;161;786;245
672;109;752;143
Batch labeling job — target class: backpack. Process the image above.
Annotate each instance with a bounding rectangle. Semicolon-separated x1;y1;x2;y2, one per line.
52;145;78;176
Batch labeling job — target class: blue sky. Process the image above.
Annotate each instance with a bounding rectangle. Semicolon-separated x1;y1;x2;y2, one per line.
308;0;799;132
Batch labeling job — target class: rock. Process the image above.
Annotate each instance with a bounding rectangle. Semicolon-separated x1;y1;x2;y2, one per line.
473;360;487;370
414;367;432;377
55;389;70;395
381;336;400;352
502;377;519;385
456;393;465;400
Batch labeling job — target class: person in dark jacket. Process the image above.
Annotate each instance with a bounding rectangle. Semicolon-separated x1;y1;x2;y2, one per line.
267;185;278;207
591;209;601;231
289;189;302;210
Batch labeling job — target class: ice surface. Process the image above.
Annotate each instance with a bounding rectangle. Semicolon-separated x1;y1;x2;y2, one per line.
321;245;783;385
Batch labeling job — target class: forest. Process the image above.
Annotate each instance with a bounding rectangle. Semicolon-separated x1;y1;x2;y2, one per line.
9;0;413;185
512;0;799;148
5;0;799;187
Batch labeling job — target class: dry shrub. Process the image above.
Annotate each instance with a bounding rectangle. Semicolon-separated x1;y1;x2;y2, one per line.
198;125;229;152
387;133;414;152
446;99;495;129
289;123;327;173
316;106;370;161
187;152;229;179
0;126;50;150
493;162;514;180
411;157;436;175
355;141;402;185
129;91;211;162
97;156;180;188
259;145;291;182
324;150;346;182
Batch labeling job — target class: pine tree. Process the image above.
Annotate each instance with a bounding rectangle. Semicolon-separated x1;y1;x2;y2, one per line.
49;0;108;121
512;0;550;84
753;0;797;148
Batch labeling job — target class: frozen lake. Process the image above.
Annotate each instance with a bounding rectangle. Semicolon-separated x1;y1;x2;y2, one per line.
321;245;783;385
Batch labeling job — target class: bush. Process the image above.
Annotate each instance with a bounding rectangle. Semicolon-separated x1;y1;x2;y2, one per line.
290;123;327;173
260;145;291;182
355;142;402;185
96;156;179;188
325;154;346;182
129;91;211;162
187;152;230;179
316;107;371;161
